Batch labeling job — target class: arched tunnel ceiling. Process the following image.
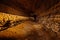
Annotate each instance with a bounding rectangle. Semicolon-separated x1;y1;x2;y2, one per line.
0;0;60;16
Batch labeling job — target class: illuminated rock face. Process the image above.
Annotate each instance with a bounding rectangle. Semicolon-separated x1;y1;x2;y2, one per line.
0;12;29;23
0;12;31;31
0;0;60;40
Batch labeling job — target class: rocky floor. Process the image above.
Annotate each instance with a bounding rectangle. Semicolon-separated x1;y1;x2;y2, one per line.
0;12;60;40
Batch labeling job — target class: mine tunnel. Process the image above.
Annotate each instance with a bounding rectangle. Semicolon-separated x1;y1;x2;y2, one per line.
0;0;60;40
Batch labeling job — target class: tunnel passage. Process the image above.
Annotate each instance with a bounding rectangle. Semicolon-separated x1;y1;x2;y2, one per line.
0;0;60;40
